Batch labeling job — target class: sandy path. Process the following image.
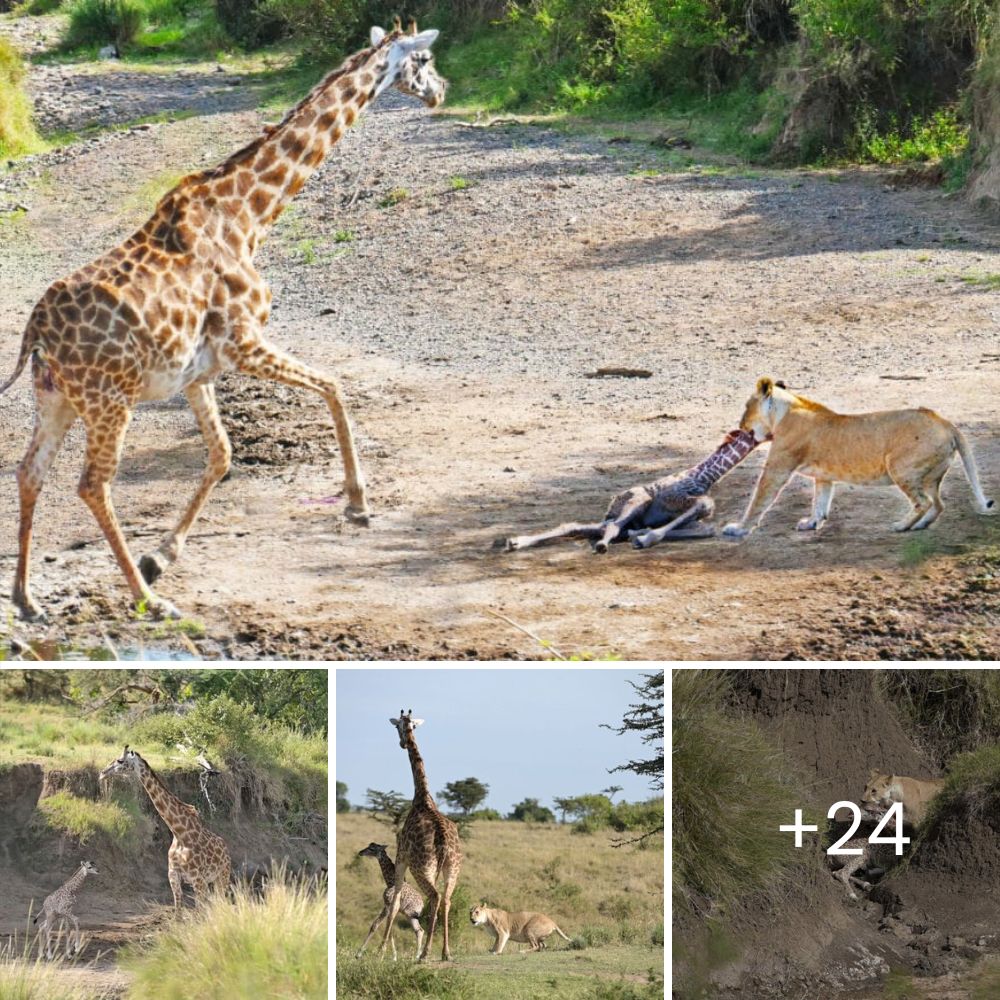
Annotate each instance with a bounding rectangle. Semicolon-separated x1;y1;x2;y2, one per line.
0;14;997;659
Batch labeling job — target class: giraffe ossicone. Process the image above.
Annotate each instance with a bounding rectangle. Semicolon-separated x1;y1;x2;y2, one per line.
1;24;446;622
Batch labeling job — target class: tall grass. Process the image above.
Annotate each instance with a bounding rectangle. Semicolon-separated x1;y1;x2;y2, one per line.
122;875;327;999
338;954;475;1000
673;669;817;915
64;0;145;49
0;39;43;160
36;790;151;851
0;935;92;1000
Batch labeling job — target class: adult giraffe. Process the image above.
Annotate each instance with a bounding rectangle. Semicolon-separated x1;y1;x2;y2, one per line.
1;22;446;621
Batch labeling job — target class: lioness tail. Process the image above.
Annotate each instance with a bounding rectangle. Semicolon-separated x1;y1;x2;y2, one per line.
953;427;995;514
554;925;571;942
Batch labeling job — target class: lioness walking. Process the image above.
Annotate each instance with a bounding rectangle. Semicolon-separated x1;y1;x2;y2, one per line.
470;904;571;954
862;768;945;827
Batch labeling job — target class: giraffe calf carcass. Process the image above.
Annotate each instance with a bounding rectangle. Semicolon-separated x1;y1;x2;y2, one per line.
504;429;758;553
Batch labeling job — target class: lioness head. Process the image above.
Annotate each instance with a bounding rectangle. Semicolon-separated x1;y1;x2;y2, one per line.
470;904;489;926
861;769;892;812
738;377;791;444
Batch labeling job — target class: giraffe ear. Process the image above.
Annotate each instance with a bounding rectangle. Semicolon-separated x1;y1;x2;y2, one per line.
389;717;400;726
370;26;386;46
411;717;425;728
399;29;439;52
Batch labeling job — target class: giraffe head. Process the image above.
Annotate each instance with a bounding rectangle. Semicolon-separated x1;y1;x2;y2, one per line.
370;21;447;108
79;860;99;876
390;709;424;749
98;745;143;781
358;842;390;859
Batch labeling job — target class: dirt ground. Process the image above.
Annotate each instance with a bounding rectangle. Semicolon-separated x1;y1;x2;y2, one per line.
0;14;997;660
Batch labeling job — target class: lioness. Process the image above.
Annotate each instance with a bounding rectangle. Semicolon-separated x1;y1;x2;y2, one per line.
722;378;994;538
861;768;945;827
470;904;571;954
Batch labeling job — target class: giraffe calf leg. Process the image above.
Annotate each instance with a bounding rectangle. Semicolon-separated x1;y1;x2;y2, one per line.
630;497;714;550
505;521;606;551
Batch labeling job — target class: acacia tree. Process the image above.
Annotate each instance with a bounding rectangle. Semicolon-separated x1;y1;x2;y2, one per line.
336;781;351;813
365;789;410;829
439;777;489;816
507;798;555;823
602;670;664;845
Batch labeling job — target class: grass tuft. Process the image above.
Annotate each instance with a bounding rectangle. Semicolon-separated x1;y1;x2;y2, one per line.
0;40;43;160
673;669;818;914
123;874;327;1000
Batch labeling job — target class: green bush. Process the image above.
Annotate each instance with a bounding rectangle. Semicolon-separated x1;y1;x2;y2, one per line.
15;0;65;13
0;38;42;159
65;0;145;49
36;790;148;850
338;952;475;1000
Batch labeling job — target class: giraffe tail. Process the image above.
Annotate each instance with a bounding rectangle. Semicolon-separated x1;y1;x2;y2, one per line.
0;319;38;398
32;912;40;924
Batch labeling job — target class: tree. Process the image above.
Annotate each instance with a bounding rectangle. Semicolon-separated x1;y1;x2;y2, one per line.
553;795;580;824
601;671;664;845
602;785;624;802
365;789;410;829
336;781;351;813
439;777;489;816
602;671;664;789
507;798;555;823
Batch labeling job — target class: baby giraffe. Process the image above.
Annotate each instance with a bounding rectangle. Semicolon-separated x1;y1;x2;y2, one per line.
34;860;98;960
356;842;425;960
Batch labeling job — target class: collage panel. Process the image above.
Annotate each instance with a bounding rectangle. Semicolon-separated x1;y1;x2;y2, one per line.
335;666;665;999
0;666;329;999
673;667;1000;1000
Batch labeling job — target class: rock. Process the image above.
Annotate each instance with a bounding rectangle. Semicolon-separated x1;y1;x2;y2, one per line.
98;45;119;60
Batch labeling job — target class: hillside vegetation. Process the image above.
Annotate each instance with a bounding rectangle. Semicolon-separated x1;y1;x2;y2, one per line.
336;810;663;999
4;0;998;195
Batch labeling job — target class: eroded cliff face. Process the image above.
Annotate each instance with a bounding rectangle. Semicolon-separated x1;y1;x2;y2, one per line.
968;43;1000;217
0;763;43;860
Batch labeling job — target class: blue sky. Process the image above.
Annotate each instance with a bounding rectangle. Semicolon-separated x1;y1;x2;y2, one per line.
335;669;662;814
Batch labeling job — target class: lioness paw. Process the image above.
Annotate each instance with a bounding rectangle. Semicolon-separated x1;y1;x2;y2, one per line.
722;523;749;539
796;517;820;532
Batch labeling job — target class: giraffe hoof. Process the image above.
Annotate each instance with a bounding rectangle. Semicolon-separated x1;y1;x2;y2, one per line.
143;596;183;621
345;506;371;527
139;553;166;585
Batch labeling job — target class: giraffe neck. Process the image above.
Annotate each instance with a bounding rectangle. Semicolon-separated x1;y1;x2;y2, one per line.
189;43;392;245
404;739;434;808
133;756;198;839
685;432;756;495
65;866;89;892
374;848;396;887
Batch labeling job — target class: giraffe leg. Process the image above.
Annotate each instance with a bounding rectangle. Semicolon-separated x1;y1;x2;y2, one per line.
168;866;183;910
629;497;713;550
409;915;424;960
235;341;370;523
378;885;405;957
189;874;208;906
68;914;80;955
77;405;181;619
505;521;606;552
439;865;460;962
12;379;78;621
356;905;389;957
139;383;232;585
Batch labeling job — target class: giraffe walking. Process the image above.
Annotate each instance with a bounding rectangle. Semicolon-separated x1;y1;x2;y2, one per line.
99;746;230;907
505;428;758;552
381;710;462;962
356;842;425;960
33;860;98;960
0;22;446;622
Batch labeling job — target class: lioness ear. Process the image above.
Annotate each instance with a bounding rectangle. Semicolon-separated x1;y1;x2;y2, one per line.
756;377;774;398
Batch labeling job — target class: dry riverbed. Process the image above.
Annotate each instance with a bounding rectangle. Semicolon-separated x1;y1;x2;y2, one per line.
0;14;997;659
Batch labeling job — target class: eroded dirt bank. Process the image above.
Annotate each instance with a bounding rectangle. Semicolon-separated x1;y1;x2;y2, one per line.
0;15;997;659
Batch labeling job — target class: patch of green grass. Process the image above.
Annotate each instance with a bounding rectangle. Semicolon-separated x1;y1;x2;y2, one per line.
0;39;44;161
14;0;66;13
673;670;819;915
338;953;474;1000
36;790;144;848
333;229;353;243
123;874;326;1000
124;168;186;213
449;175;473;191
64;0;145;51
295;237;318;264
959;272;1000;289
378;187;409;208
899;534;942;567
